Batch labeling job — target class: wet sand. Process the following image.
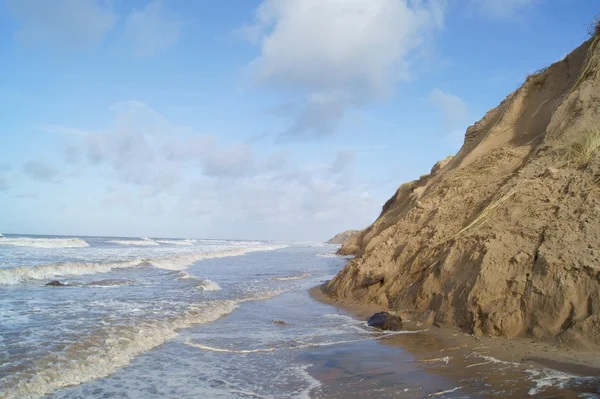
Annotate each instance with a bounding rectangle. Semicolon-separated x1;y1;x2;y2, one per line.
308;284;600;398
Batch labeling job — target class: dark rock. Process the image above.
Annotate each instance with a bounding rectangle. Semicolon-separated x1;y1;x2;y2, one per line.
46;280;65;286
367;311;403;331
273;319;292;326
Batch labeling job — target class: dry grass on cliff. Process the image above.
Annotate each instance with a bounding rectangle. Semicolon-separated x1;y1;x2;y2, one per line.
570;127;600;169
452;183;521;239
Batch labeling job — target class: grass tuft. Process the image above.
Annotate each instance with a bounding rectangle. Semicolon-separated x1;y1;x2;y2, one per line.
570;127;600;169
590;15;600;37
452;183;522;239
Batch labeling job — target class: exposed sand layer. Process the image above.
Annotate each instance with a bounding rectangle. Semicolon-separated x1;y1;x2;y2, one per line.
328;32;600;349
327;230;362;245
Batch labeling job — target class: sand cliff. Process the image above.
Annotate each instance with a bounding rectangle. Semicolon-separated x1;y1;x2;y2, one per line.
327;230;362;245
327;31;600;349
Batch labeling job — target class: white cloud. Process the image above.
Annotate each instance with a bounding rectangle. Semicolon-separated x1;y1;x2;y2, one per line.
6;0;116;49
201;142;256;178
243;0;447;140
124;0;182;57
23;160;59;182
428;88;468;131
51;101;378;240
470;0;542;19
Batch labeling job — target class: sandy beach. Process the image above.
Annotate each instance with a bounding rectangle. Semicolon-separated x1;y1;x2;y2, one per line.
310;284;600;398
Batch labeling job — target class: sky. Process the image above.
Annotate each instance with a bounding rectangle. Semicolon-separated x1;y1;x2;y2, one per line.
0;0;598;241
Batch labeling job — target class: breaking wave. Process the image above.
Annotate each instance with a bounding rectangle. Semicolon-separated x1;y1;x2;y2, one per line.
0;244;289;285
0;290;287;399
1;300;238;399
269;273;310;281
156;239;196;245
0;236;89;248
0;259;148;285
107;238;160;246
171;271;221;291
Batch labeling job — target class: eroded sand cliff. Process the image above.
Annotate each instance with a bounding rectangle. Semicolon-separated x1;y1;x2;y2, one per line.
327;32;600;349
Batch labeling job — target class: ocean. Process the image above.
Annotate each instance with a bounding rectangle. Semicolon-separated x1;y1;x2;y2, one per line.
1;234;600;398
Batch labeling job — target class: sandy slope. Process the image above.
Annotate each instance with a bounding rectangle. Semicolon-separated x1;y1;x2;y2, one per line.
327;33;600;349
327;230;362;245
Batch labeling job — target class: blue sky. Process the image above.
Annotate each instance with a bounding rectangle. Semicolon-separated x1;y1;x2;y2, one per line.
0;0;597;240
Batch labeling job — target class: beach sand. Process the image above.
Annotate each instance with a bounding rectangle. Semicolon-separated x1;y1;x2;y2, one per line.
308;284;600;398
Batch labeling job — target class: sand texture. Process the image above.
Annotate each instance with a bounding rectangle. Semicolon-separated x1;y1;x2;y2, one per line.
328;34;600;349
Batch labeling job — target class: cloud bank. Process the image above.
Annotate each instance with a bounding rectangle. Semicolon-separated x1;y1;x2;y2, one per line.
243;0;447;140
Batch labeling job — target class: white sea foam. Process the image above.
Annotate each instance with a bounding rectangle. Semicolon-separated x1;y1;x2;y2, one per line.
0;244;289;285
269;273;310;281
1;300;238;399
316;253;337;258
291;364;322;399
197;279;221;291
470;353;520;367
0;259;147;285
0;236;89;248
185;330;423;354
184;341;275;353
156;239;196;245
525;368;596;396
107;238;160;246
1;288;287;399
150;244;289;271
429;386;462;397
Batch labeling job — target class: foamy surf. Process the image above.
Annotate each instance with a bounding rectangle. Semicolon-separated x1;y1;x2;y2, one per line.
1;288;289;399
269;273;310;281
150;244;289;271
184;341;275;353
0;244;289;285
156;239;196;245
184;330;424;355
0;259;147;285
0;236;89;248
525;368;596;396
107;238;160;246
1;300;239;399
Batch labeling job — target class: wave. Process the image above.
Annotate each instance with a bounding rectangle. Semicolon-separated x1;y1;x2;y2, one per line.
171;271;221;291
85;279;136;288
0;289;286;399
150;245;289;271
316;253;338;258
156;239;196;245
0;244;289;285
0;236;89;248
269;273;310;281
0;259;147;285
1;300;238;399
107;238;159;246
184;341;275;353
197;279;221;291
184;330;424;354
525;368;596;396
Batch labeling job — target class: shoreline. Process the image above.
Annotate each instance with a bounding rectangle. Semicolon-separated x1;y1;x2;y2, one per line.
309;283;600;379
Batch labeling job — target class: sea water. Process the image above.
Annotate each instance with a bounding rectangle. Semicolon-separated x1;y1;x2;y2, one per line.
1;234;600;398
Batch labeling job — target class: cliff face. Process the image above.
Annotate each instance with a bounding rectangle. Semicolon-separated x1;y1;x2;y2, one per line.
327;35;600;349
327;230;362;245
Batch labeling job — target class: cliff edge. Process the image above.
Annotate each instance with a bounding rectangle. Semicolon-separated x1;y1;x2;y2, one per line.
327;31;600;349
327;230;362;245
